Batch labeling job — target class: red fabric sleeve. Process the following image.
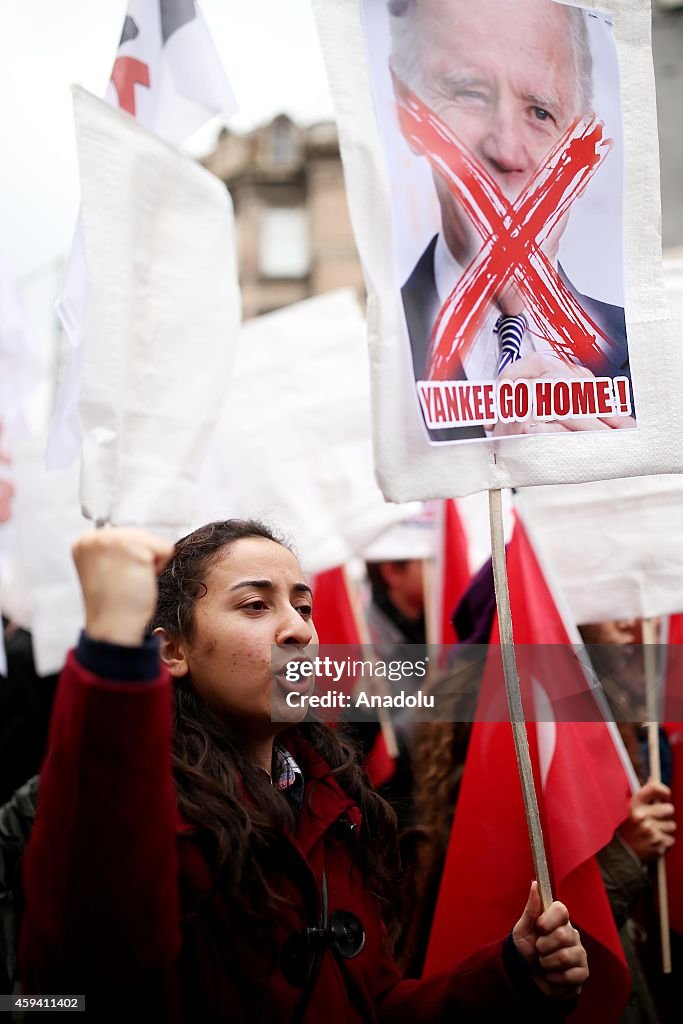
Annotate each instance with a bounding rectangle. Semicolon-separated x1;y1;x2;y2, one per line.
19;651;181;994
374;939;524;1022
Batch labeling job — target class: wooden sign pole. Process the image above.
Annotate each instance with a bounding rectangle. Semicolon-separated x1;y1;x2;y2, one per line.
642;616;672;974
488;489;553;910
422;556;439;653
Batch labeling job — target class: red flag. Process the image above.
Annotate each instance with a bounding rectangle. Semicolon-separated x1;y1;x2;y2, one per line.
662;721;683;936
424;516;633;1023
311;567;396;787
435;500;471;644
663;615;683;936
310;566;361;647
654;615;683;935
364;731;397;789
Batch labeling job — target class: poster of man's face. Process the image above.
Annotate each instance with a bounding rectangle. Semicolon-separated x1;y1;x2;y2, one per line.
362;0;635;443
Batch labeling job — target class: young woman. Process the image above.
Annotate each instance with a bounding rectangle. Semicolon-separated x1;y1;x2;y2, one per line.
19;521;588;1021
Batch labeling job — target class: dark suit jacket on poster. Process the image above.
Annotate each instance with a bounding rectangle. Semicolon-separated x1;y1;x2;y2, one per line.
402;236;630;443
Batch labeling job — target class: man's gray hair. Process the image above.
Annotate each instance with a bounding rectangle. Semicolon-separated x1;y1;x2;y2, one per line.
388;0;593;114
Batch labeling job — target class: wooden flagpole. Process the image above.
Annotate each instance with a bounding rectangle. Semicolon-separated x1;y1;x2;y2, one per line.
642;616;672;974
422;555;438;649
488;489;553;910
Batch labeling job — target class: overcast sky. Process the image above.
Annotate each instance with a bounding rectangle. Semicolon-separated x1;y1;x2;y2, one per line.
0;0;334;281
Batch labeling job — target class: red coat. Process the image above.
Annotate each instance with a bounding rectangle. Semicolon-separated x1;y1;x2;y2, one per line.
20;653;546;1022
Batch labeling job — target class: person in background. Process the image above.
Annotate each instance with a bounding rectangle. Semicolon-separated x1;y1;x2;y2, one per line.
362;556;427;829
365;559;426;657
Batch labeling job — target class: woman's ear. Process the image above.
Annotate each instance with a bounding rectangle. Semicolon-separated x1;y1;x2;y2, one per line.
154;627;189;678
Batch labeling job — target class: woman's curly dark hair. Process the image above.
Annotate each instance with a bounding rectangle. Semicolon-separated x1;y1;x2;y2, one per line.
151;520;402;949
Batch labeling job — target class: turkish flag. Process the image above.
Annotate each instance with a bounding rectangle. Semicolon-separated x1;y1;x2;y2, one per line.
310;567;396;787
662;721;683;937
424;516;633;1023
437;500;471;644
310;566;362;648
663;615;683;936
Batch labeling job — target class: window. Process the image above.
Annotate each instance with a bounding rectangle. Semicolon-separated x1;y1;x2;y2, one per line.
259;207;310;278
270;118;298;166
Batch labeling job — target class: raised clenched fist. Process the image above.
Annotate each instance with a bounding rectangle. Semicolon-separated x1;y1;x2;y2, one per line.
72;528;174;647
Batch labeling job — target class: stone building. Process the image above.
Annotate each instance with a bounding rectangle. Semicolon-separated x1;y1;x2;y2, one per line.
203;115;364;319
654;1;683;253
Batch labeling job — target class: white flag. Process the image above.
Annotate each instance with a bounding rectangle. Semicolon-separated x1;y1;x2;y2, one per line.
6;437;88;676
0;245;44;443
74;87;240;529
47;0;237;469
0;247;45;675
195;290;421;574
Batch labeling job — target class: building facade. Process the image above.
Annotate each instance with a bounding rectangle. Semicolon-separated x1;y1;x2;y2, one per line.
203;115;364;319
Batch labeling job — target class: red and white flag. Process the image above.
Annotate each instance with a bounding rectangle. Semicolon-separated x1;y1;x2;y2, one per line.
310;566;396;787
663;614;683;936
662;718;683;938
424;516;635;1023
311;566;363;649
433;499;471;644
47;0;237;469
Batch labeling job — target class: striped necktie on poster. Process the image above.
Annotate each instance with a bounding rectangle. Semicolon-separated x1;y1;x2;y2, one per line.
496;313;528;374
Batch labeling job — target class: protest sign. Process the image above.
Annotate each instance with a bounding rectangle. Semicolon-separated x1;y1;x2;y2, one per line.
313;0;682;499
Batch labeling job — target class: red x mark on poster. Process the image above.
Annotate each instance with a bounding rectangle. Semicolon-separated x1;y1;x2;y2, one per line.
394;77;616;381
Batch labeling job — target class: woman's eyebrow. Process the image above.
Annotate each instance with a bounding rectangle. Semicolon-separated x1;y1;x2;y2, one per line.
228;580;313;597
292;583;313;597
229;579;273;592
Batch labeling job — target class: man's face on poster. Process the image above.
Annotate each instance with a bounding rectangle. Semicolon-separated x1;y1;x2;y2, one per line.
394;0;589;275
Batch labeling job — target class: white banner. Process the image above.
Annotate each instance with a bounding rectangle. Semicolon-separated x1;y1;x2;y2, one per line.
0;246;44;443
4;438;87;676
515;474;683;622
47;0;237;469
75;87;240;529
195;290;420;573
